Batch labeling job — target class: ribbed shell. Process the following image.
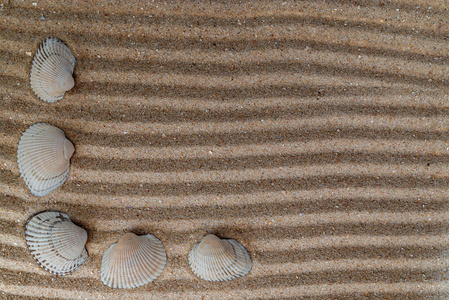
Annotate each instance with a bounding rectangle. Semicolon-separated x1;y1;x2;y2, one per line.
101;233;167;289
17;123;74;196
25;211;88;275
188;234;252;281
30;37;76;103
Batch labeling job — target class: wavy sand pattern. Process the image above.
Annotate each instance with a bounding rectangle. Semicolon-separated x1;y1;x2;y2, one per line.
0;0;448;299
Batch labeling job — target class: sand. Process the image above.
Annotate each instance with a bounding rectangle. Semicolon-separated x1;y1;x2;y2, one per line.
0;0;448;299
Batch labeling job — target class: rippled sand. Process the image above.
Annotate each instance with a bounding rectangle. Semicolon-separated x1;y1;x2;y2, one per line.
0;0;448;299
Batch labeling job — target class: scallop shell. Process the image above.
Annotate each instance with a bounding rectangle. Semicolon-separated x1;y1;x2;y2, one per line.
17;123;74;196
188;234;252;281
25;211;88;275
101;233;167;289
30;37;76;103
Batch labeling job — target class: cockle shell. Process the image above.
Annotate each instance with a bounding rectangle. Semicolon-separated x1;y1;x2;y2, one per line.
30;37;76;103
17;123;74;196
188;234;252;281
25;211;88;275
101;233;167;289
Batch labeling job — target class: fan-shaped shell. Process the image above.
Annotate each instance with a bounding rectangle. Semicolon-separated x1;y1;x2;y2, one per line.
17;123;74;196
25;211;88;275
30;37;76;103
101;233;167;289
188;234;252;281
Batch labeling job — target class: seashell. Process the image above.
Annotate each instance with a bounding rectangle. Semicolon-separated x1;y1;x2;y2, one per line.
30;37;76;103
17;123;74;196
101;233;167;289
188;234;252;281
25;211;88;275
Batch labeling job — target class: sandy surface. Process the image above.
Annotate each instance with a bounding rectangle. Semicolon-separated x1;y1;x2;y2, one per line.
0;0;448;299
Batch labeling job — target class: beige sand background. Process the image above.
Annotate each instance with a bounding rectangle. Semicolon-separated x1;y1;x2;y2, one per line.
1;0;449;299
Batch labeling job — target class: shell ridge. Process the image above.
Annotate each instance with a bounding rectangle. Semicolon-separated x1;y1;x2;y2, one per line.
100;233;166;289
30;37;75;102
101;244;115;287
18;124;72;196
188;235;251;281
129;246;145;287
25;211;88;275
133;241;154;284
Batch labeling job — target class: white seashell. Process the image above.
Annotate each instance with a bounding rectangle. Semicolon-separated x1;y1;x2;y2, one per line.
25;211;88;275
101;232;167;289
30;37;76;103
188;234;252;281
17;123;74;196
